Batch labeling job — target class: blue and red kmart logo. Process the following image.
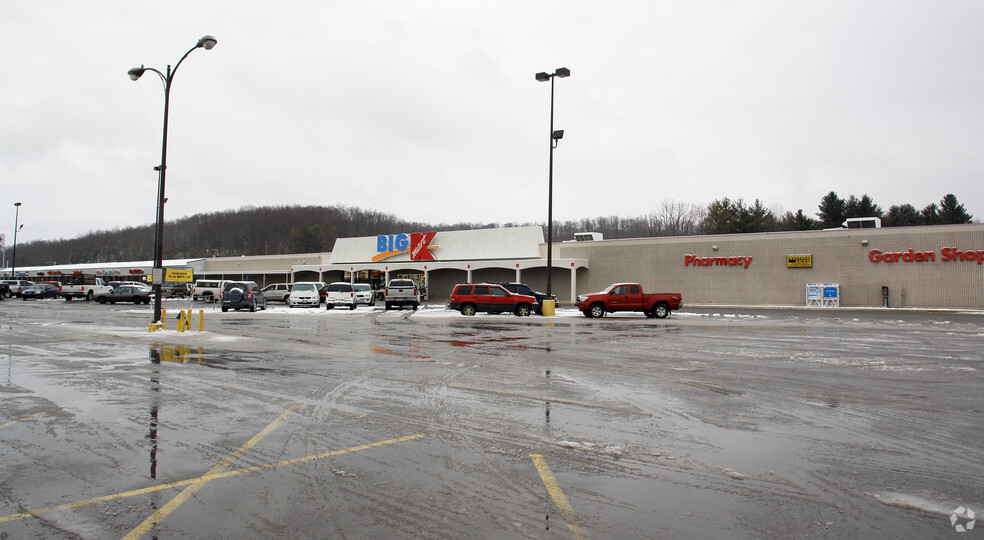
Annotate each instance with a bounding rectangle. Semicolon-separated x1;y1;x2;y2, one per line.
373;232;439;262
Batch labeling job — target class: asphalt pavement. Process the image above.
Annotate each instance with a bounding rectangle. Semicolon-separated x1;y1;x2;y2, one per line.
2;299;982;538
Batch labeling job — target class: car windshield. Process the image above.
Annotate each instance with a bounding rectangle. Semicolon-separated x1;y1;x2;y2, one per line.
294;283;317;292
354;284;370;291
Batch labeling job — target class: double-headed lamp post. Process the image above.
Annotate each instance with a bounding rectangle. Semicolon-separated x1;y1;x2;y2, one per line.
11;202;23;278
128;35;217;324
535;67;570;301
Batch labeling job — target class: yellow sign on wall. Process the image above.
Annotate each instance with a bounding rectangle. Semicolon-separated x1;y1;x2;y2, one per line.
149;269;195;283
787;254;813;268
165;269;194;282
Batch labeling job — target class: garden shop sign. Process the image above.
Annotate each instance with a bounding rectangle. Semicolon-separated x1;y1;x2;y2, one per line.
869;247;984;265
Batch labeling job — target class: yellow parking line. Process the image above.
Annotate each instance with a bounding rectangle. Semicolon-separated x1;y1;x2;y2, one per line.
0;432;427;525
123;402;303;539
530;454;588;540
0;411;48;430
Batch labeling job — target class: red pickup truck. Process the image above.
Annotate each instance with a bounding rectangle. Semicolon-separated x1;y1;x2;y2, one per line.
575;283;683;319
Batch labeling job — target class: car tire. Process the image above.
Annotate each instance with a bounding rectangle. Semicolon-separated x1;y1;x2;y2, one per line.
653;303;669;319
412;303;417;311
221;305;228;312
326;304;334;310
250;301;256;312
349;303;356;310
98;297;107;304
589;303;606;318
514;304;531;317
86;291;94;301
385;302;392;310
461;304;477;316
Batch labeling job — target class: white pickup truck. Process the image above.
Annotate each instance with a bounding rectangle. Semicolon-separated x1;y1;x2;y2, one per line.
61;275;113;301
382;279;420;310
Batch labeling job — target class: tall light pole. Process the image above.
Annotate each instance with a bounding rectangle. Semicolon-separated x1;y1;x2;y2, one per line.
11;202;23;278
535;67;570;301
128;35;217;324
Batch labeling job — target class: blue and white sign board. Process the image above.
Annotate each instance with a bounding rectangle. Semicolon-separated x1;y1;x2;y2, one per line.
806;283;840;307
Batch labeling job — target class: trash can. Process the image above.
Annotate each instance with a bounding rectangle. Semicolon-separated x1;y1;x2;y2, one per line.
881;286;889;308
541;299;556;317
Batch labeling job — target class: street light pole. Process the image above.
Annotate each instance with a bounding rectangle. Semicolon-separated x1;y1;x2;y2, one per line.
129;35;217;324
535;67;570;300
11;202;22;279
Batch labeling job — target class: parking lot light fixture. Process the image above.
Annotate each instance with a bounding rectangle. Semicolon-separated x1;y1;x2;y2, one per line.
128;35;217;324
11;202;22;278
535;67;570;300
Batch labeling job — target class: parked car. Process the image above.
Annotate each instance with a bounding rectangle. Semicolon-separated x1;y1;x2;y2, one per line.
2;280;34;297
221;281;267;312
324;282;357;310
163;282;191;298
95;285;152;304
262;283;292;303
288;282;321;308
497;282;557;314
192;280;227;302
382;279;420;310
575;282;683;318
109;281;149;290
21;284;62;300
353;283;374;306
447;283;537;316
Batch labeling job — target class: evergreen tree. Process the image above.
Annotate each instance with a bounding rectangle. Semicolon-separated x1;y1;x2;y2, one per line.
921;203;940;225
781;209;820;230
937;194;972;224
883;204;922;226
817;192;845;228
844;194;883;219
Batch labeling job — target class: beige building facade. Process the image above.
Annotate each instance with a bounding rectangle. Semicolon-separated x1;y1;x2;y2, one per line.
8;224;983;309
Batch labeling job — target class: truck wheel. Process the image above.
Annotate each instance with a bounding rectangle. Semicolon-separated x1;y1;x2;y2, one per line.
461;304;477;316
385;302;392;310
653;303;669;318
589;303;606;318
86;291;94;301
349;303;356;310
411;303;417;311
325;304;334;310
514;304;531;317
581;310;592;318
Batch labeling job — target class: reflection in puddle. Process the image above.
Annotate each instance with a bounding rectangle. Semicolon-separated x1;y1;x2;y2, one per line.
149;344;205;365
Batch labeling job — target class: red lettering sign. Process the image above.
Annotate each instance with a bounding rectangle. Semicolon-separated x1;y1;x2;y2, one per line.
410;232;437;261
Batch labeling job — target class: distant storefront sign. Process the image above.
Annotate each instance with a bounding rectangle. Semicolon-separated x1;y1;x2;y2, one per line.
787;254;812;268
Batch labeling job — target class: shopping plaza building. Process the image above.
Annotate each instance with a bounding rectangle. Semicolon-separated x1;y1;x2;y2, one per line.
7;223;984;309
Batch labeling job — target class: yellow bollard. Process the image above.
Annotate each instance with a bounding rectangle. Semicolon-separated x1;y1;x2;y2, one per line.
161;309;167;331
199;309;204;332
541;299;556;317
177;310;186;333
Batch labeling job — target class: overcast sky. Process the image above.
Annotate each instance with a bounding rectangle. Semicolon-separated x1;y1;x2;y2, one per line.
2;1;982;246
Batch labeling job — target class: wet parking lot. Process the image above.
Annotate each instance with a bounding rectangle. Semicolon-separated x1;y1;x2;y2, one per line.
2;299;983;538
